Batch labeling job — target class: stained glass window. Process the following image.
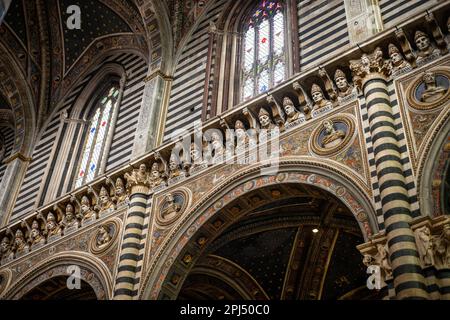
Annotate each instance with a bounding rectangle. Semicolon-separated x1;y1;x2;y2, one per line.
75;85;120;188
242;0;286;101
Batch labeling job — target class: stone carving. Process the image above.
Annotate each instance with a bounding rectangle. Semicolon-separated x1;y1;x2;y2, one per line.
310;84;332;112
189;142;204;171
12;229;28;254
149;162;165;189
321;120;346;148
210;131;224;160
0;236;12;260
420;71;447;103
125;163;151;188
28;220;45;246
432;223;450;269
161;193;182;221
235;120;249;147
282;97;301;124
349;47;390;88
334;69;356;98
80;195;95;220
62;203;78;228
414;226;434;267
376;244;392;279
114;177;127;204
258;108;277;130
96;225;112;249
45;212;61;238
169;153;183;179
388;43;411;74
414;30;440;63
98;186;114;211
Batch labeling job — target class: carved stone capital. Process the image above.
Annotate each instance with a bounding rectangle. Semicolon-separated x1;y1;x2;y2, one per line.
349;47;390;89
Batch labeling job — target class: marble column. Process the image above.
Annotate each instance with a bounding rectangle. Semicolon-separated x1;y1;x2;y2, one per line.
351;48;429;299
113;166;150;300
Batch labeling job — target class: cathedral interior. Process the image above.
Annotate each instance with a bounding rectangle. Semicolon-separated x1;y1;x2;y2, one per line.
0;0;449;301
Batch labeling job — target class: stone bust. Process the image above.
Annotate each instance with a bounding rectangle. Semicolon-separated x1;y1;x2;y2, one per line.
414;30;440;63
258;108;277;130
311;84;332;112
235;120;248;146
29;220;44;245
80;195;94;220
420;71;446;103
161;193;181;221
0;236;11;259
98;186;114;211
282;97;301;123
321;120;345;148
211;131;224;160
169;153;182;179
63;203;77;228
13;229;27;253
46;212;61;237
388;43;411;74
334;69;355;98
150;162;165;188
114;177;127;204
96;225;112;248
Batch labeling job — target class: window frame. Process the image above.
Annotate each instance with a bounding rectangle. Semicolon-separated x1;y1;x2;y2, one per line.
73;80;121;189
240;0;288;102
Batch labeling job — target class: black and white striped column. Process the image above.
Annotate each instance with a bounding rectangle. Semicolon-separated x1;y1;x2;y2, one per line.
113;185;149;300
362;74;428;299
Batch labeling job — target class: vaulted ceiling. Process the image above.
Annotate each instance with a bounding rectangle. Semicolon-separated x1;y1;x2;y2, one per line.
0;0;147;136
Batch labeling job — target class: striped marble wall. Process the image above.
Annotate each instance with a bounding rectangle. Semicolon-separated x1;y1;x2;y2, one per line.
297;0;350;71
10;52;147;221
163;0;228;142
379;0;439;28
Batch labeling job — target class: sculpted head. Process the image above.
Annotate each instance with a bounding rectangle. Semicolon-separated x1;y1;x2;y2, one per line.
283;97;296;116
415;31;430;51
100;186;109;199
169;154;179;171
258;108;271;127
235;120;246;139
151;163;160;179
323;120;334;133
0;236;10;252
388;44;403;65
32;220;40;230
334;69;349;91
361;54;370;66
15;229;24;240
311;84;324;103
423;71;436;85
81;196;90;208
167;193;175;203
115;178;124;192
139;163;147;174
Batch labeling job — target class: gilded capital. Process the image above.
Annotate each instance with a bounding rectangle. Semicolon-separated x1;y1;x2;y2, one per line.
349;47;390;89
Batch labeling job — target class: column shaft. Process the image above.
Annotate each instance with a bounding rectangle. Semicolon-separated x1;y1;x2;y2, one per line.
363;77;428;299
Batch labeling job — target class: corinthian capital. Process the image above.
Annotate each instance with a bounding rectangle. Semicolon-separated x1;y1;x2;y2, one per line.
349;47;390;89
124;163;151;191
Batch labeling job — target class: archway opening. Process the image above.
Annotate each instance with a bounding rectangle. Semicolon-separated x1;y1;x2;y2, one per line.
20;276;97;300
175;183;381;300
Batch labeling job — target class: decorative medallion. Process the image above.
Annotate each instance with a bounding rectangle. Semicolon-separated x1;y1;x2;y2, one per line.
156;189;189;227
309;115;355;156
407;68;450;111
89;219;120;255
